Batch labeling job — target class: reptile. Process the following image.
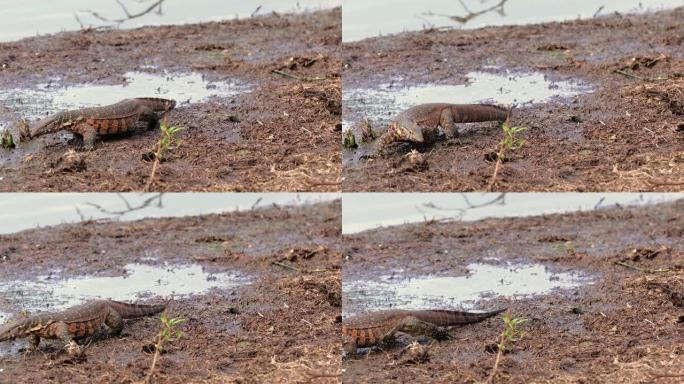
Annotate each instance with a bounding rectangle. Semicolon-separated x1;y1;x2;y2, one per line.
342;308;506;357
0;300;166;356
379;103;511;148
21;97;176;150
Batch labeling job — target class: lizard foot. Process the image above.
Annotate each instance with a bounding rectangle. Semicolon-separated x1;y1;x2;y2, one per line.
433;326;450;341
445;138;468;146
66;340;82;356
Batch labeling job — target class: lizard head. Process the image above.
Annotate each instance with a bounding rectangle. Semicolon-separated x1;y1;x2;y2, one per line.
26;115;62;140
162;99;177;111
389;121;424;143
0;311;41;342
0;319;27;342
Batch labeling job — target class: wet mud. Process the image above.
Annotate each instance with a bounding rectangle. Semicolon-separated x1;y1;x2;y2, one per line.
342;7;684;192
342;199;684;383
0;200;342;383
0;8;341;192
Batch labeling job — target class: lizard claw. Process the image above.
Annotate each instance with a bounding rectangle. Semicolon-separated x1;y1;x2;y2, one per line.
445;138;465;146
66;340;81;356
433;327;450;341
17;120;32;142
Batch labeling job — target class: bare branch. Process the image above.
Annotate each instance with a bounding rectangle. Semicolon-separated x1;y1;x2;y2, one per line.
423;193;505;211
80;0;166;25
461;193;505;209
593;197;606;210
424;0;508;25
251;197;263;210
83;193;164;217
251;5;263;18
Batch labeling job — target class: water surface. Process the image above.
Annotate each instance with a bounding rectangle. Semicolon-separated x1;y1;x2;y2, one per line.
344;70;592;126
343;262;592;317
0;71;250;122
0;0;340;42
343;0;683;42
343;193;683;234
0;193;339;234
0;262;250;356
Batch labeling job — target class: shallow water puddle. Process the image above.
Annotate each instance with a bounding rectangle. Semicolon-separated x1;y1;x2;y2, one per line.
0;262;250;310
344;71;592;125
343;262;592;318
0;262;250;356
0;71;250;122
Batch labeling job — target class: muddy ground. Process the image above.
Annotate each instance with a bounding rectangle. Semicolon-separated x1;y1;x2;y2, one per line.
343;7;684;192
343;199;684;383
0;200;342;383
0;8;341;192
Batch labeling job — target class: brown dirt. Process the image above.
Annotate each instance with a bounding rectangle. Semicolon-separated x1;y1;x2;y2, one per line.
0;200;342;383
0;8;341;192
342;7;684;192
343;199;684;383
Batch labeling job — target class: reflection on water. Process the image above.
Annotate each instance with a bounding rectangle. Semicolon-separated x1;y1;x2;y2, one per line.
343;0;682;42
343;262;592;317
0;0;341;42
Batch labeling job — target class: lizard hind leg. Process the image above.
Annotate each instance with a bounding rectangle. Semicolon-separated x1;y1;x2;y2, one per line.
342;334;358;359
440;108;458;139
398;316;450;342
104;309;124;337
139;107;161;130
27;333;40;353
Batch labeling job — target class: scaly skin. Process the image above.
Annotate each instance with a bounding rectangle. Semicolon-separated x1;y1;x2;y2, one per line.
379;103;511;148
25;97;176;150
0;300;166;356
342;308;506;357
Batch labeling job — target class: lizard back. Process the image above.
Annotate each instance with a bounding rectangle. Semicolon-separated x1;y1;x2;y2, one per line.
343;308;506;348
343;310;410;348
29;98;177;138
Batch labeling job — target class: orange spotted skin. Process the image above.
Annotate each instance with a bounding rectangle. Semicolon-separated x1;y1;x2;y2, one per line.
342;321;394;348
0;300;166;354
343;308;506;349
27;97;176;149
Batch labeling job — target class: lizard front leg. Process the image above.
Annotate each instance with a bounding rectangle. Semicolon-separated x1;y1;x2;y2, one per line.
440;108;458;139
342;333;358;359
138;107;161;130
104;309;124;337
26;333;40;353
52;322;80;356
77;124;98;151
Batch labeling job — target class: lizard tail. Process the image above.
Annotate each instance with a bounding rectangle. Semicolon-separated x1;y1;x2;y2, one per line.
412;308;507;326
107;300;167;319
455;104;510;123
133;97;177;112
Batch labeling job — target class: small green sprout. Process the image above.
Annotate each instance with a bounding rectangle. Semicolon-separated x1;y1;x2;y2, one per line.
343;129;358;149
